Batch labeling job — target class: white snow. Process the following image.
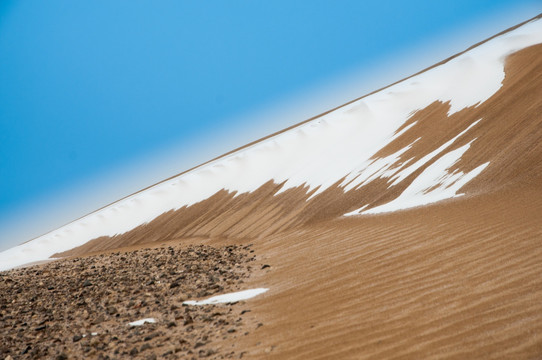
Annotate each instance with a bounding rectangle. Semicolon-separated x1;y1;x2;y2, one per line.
127;318;156;327
183;288;269;306
1;18;541;271
81;332;98;337
346;141;490;215
388;120;481;187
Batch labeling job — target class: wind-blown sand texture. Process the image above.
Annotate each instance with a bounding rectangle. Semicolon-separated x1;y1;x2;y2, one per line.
1;14;542;360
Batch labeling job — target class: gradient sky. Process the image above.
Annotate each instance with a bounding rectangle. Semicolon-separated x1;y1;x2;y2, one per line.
1;1;541;250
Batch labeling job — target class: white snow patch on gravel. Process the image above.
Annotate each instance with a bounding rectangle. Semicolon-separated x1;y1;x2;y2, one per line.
82;332;98;338
183;288;269;306
128;318;156;327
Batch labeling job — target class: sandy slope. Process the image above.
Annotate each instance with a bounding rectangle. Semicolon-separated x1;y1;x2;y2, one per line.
58;31;542;359
58;40;542;257
44;36;542;359
240;185;542;359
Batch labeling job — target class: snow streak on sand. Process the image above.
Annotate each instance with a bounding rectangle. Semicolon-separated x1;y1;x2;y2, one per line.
1;19;542;271
183;288;269;306
347;143;490;215
344;120;490;215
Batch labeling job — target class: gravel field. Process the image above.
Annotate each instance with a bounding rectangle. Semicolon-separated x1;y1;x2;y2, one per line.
0;244;263;359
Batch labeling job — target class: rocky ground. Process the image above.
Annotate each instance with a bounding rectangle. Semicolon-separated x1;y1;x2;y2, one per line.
0;244;263;359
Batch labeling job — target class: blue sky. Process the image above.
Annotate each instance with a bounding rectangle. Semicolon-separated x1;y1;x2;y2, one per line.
0;0;540;250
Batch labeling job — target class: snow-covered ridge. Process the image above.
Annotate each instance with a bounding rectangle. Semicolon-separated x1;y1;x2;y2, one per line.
1;18;542;271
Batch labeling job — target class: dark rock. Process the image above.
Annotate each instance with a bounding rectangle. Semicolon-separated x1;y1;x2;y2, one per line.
106;306;117;315
20;345;31;355
183;315;193;326
199;349;216;358
143;333;158;341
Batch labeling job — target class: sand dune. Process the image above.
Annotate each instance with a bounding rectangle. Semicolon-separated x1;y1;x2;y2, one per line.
57;37;542;260
2;15;542;270
1;13;542;360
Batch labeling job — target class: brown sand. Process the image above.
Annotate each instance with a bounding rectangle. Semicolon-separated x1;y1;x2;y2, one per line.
240;185;542;359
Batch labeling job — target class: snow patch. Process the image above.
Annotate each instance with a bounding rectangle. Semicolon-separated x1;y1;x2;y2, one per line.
348;141;490;215
81;332;98;338
128;318;156;327
183;288;269;306
388;120;481;186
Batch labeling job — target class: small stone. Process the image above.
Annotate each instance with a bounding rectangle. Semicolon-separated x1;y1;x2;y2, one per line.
199;349;216;358
73;335;83;342
140;343;152;351
261;264;271;270
183;316;193;326
90;337;100;347
144;333;158;341
129;347;138;356
56;353;68;360
106;306;117;315
82;280;92;287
